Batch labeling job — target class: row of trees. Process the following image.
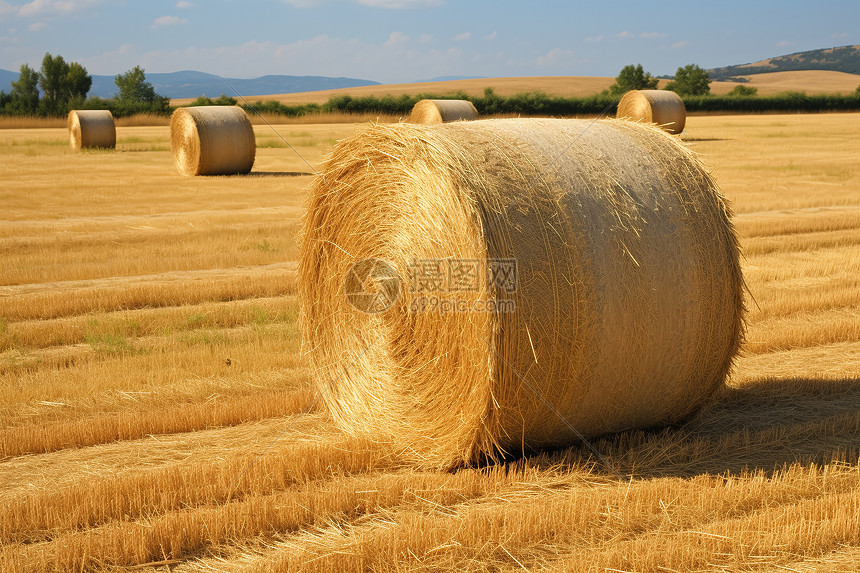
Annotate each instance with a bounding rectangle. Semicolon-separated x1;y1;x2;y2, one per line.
605;63;717;97
233;87;860;119
4;55;859;118
0;53;170;117
610;63;860;98
0;54;91;115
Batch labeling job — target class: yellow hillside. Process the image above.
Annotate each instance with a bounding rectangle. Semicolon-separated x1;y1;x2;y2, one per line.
733;70;860;94
171;70;860;107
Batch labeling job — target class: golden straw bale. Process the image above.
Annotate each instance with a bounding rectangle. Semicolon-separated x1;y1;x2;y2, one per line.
617;90;686;134
409;99;479;124
170;106;255;176
300;118;743;469
67;110;116;150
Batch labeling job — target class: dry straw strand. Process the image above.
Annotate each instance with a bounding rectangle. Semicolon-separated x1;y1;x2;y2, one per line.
170;106;256;176
409;99;479;124
617;90;687;134
299;118;744;470
67;110;116;150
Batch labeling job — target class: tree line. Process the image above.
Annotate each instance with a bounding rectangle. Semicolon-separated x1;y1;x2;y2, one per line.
187;62;860;117
601;62;858;99
231;88;860;119
0;53;170;117
3;55;859;119
606;63;723;97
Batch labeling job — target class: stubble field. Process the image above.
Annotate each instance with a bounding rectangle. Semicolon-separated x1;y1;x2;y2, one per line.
0;112;858;572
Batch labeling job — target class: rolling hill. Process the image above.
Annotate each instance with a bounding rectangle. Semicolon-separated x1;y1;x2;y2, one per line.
709;45;860;80
174;70;860;107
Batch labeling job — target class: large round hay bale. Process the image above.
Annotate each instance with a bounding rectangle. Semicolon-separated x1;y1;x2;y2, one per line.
68;110;116;150
617;90;686;134
300;118;743;469
170;106;255;176
409;99;479;124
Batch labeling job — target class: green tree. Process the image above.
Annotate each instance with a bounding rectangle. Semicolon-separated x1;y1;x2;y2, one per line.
66;61;92;104
9;63;41;114
38;52;70;114
855;83;860;96
115;65;158;103
113;65;169;114
664;64;711;96
189;93;239;106
212;93;237;105
728;84;758;97
605;64;659;97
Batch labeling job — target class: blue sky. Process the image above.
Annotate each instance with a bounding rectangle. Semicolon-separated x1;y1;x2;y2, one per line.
0;0;857;83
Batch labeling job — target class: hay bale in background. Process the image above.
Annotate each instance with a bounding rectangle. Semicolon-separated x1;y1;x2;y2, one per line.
409;99;479;124
68;110;116;150
170;106;255;176
617;90;686;134
300;118;744;470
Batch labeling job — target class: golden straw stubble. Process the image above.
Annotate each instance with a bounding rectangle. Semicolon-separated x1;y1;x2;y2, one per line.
300;118;743;469
409;99;479;124
170;106;255;176
67;110;116;150
617;89;687;134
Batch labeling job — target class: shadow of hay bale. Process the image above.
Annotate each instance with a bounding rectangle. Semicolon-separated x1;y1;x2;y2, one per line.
511;376;860;479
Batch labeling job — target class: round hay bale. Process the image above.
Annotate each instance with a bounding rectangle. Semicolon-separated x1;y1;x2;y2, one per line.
68;110;116;150
409;99;479;124
617;90;686;134
170;106;255;176
300;118;743;469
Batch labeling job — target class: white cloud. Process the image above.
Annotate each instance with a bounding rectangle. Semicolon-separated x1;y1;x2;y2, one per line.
536;47;575;66
0;1;17;16
418;33;433;43
453;31;471;41
639;32;665;39
672;40;688;49
357;0;443;8
832;32;848;39
484;31;497;40
776;40;790;47
176;1;193;8
384;31;408;46
18;0;55;17
17;0;100;18
28;20;47;30
151;15;187;29
84;42;137;73
583;35;603;43
617;30;630;38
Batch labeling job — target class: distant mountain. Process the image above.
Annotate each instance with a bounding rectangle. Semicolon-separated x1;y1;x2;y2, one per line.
0;68;380;99
709;45;860;81
0;68;19;90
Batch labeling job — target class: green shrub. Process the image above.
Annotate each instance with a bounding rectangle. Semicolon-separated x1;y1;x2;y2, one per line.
728;85;758;97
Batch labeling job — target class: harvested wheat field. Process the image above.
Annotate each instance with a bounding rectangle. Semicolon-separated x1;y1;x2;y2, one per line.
0;112;859;572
